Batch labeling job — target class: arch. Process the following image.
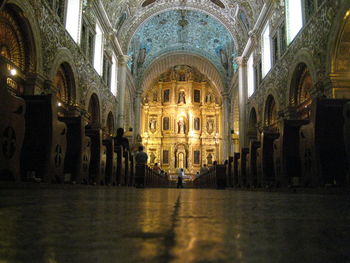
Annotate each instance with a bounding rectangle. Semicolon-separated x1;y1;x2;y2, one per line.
87;93;101;126
0;3;42;94
141;52;224;94
286;48;317;103
53;62;77;107
6;0;43;74
248;107;258;141
49;48;79;102
327;5;350;98
106;111;115;137
327;4;350;75
289;63;314;120
264;95;278;128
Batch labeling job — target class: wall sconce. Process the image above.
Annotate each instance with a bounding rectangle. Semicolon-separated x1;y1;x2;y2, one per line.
10;68;17;76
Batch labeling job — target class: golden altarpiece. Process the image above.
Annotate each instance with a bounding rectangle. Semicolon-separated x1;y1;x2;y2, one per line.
141;66;223;176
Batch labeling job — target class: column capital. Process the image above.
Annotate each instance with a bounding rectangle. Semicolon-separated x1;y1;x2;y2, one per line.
118;55;131;66
235;56;248;66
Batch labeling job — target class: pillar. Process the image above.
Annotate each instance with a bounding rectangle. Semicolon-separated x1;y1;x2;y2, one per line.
134;90;142;138
221;92;231;161
237;56;248;148
117;55;130;128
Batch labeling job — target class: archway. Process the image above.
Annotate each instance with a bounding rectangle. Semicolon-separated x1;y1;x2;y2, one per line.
106;112;115;137
247;107;258;142
0;5;37;95
264;95;278;130
290;63;313;120
261;95;279;186
330;8;350;98
88;93;100;127
53;62;76;117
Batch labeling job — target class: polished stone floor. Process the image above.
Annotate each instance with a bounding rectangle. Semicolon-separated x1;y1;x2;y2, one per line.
0;186;349;263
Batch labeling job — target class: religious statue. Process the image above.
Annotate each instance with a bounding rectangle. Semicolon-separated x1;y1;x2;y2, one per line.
137;47;146;68
206;119;214;134
150;152;156;164
178;119;185;134
149;119;157;133
207;153;213;165
205;93;213;103
153;91;158;102
178;91;186;104
219;48;229;70
143;95;149;104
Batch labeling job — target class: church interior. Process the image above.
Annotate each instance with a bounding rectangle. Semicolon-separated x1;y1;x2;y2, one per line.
1;0;350;262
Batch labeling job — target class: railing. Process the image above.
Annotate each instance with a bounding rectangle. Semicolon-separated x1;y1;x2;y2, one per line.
193;165;226;189
134;164;170;188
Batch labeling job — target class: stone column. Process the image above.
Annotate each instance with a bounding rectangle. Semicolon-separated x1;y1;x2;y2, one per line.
117;55;130;128
134;90;142;139
237;56;248;148
221;92;231;161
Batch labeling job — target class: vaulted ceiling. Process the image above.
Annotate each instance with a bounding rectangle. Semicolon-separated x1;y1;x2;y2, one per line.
100;0;267;88
127;10;236;79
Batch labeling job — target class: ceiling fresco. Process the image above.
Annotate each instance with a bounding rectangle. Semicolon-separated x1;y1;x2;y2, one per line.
127;9;237;79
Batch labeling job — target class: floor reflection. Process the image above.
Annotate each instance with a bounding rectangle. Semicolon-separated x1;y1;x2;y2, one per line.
0;187;349;262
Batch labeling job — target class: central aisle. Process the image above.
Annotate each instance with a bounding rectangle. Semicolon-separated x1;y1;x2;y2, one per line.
0;187;349;262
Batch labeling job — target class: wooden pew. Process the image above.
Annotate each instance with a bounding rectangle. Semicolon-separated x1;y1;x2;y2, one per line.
273;120;307;187
21;95;67;183
260;131;279;187
58;116;91;183
247;141;260;187
239;148;249;187
299;99;349;186
0;80;26;181
115;145;125;185
85;126;105;185
103;138;117;186
344;102;350;185
226;156;233;187
233;152;240;187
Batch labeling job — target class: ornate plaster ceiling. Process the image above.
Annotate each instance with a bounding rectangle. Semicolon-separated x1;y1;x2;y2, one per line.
100;0;266;88
102;0;265;51
127;10;236;80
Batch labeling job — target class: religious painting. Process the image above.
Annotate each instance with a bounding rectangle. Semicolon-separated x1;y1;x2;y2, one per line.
163;150;169;164
194;89;201;103
163;117;170;130
149;118;157;133
206;119;214;134
194;117;200;131
194;151;200;164
163;89;170;103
